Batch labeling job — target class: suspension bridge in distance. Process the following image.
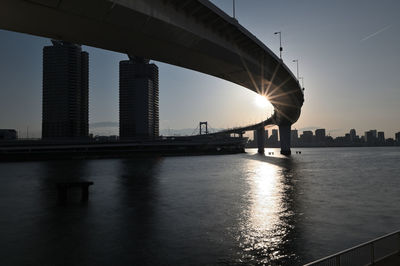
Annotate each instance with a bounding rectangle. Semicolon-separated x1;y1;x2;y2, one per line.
0;0;304;155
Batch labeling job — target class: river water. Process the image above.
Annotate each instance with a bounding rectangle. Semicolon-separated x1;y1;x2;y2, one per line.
0;147;399;265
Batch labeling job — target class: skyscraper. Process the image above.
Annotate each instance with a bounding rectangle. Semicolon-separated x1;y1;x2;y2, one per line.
119;56;159;139
42;40;89;139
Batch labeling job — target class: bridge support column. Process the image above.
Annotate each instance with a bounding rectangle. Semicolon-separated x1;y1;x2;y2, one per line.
279;124;291;156
256;127;265;154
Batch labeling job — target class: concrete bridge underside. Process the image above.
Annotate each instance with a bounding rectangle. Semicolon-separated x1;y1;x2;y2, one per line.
0;0;304;155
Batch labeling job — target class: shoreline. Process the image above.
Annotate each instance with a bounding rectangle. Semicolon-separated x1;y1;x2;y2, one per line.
0;138;246;161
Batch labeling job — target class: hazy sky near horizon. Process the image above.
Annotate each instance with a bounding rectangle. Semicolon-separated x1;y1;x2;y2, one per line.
0;0;399;138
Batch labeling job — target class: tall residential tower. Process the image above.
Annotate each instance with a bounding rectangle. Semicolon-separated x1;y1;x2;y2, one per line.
42;40;89;139
119;56;159;139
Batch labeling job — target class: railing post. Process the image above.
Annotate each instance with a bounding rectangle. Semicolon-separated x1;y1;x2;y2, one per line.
336;255;340;266
398;232;400;256
371;242;375;265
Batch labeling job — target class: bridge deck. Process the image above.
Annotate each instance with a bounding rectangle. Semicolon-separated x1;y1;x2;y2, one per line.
0;0;303;126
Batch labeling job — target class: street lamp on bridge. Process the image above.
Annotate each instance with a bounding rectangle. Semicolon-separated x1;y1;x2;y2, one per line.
274;31;282;59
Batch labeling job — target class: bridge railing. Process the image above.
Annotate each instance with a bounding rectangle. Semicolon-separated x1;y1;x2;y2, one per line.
304;230;400;266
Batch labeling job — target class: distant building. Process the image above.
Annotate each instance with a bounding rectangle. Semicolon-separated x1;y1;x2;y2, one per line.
365;130;375;145
0;129;17;140
42;40;89;139
371;130;377;139
315;129;326;143
335;136;347;144
269;129;278;142
386;138;395;146
377;131;385;144
266;128;279;147
300;131;313;143
291;129;298;144
94;135;119;142
272;129;278;139
395;132;400;144
350;129;356;142
119;56;159;139
326;135;334;144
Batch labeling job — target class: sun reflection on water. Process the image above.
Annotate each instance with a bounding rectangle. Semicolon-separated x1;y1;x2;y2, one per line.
238;158;296;264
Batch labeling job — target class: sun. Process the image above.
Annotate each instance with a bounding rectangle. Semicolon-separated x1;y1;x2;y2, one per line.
254;94;270;109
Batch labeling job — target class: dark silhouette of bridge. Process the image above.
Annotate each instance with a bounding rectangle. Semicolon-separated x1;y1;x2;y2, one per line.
0;0;304;155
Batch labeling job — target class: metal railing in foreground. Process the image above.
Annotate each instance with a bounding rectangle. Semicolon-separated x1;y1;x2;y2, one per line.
304;230;400;266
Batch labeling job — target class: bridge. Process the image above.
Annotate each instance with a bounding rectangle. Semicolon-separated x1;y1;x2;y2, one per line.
0;0;304;155
207;116;276;153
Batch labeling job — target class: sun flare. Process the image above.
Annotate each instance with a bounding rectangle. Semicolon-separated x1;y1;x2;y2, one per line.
254;94;270;109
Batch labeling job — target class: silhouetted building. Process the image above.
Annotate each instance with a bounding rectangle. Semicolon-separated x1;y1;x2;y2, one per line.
269;129;278;142
344;133;351;142
266;128;398;147
395;132;400;144
335;136;347;144
42;40;89;139
365;130;375;145
386;138;395;146
315;129;326;143
350;129;356;142
377;131;385;144
272;129;278;140
94;135;119;142
371;130;377;139
326;135;334;144
119;56;159;139
265;128;279;147
300;131;313;143
291;129;298;145
0;129;17;140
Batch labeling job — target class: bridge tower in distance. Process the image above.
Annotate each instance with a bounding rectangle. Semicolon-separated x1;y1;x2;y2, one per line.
199;122;209;135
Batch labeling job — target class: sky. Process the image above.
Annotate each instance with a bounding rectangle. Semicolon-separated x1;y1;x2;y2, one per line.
0;0;399;138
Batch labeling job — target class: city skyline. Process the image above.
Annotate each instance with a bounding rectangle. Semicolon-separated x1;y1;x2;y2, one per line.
0;1;400;138
0;2;400;264
250;127;400;146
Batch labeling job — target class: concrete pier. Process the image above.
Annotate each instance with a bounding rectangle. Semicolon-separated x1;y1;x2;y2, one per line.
56;181;94;204
279;124;291;156
256;127;266;154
